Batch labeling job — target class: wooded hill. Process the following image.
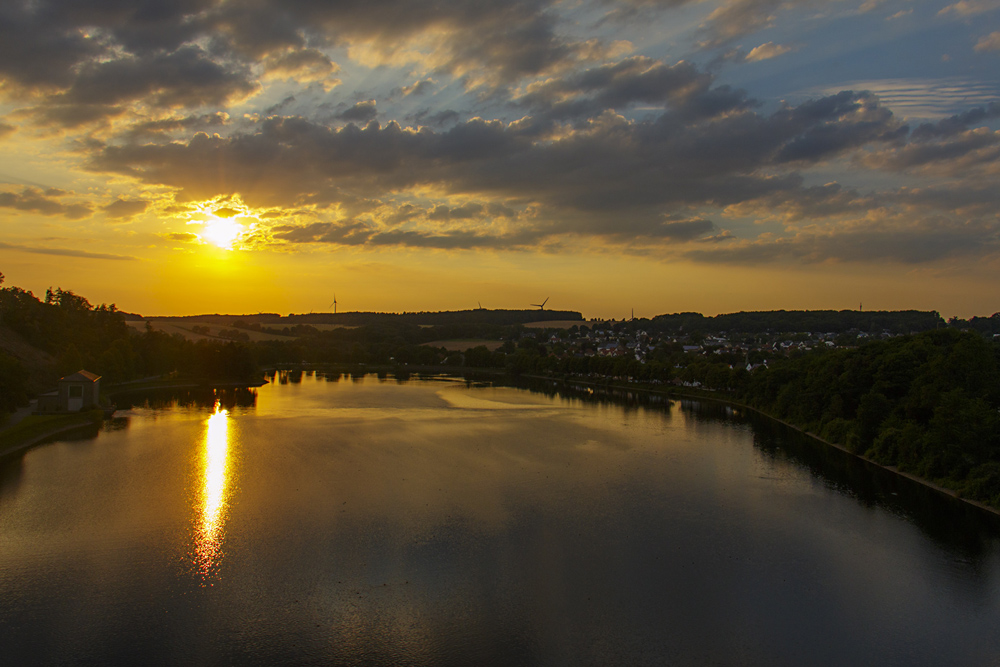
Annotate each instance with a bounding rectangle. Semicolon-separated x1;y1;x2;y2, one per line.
139;309;584;327
739;329;1000;507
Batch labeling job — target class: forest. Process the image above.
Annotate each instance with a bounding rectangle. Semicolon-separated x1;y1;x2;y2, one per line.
738;329;1000;507
0;275;256;411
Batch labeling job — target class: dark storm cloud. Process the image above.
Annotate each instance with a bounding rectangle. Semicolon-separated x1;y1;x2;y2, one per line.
102;198;149;219
0;187;92;219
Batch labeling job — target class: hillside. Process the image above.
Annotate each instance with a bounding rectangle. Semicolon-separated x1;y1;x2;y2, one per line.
0;324;56;394
143;309;585;327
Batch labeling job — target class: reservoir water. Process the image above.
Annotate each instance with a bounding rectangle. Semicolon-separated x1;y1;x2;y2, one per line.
1;373;999;665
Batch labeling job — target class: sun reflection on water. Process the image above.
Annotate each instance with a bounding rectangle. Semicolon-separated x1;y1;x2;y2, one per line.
193;402;232;581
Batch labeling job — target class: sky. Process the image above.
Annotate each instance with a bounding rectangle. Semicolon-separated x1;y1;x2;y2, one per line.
0;0;998;318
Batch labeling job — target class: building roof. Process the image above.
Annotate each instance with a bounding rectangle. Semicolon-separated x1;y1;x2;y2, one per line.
60;370;101;382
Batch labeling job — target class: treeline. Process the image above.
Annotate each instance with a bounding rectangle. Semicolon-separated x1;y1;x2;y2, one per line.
286;309;583;326
738;329;1000;507
949;312;1000;336
151;308;584;327
0;277;258;411
650;309;945;335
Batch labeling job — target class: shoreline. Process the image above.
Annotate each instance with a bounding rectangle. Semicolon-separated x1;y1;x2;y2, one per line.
0;419;102;460
518;373;1000;518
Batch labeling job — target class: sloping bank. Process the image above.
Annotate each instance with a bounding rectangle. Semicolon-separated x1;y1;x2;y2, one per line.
519;373;1000;518
0;411;104;460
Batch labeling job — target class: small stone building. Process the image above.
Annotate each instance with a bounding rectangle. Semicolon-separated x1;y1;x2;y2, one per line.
36;370;102;413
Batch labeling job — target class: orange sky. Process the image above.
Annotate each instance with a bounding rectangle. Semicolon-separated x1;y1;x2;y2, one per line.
1;0;998;318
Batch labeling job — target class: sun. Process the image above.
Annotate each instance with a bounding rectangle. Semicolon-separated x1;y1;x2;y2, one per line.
202;218;242;249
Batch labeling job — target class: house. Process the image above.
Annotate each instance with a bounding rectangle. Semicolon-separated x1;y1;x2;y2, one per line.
36;370;102;414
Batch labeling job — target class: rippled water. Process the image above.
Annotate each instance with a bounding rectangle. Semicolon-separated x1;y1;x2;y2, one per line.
1;373;999;666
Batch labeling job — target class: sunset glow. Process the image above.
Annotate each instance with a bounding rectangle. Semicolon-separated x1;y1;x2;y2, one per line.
0;0;997;317
201;218;243;250
194;404;232;579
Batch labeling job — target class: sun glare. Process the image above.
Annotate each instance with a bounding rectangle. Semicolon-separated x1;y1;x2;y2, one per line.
202;218;242;249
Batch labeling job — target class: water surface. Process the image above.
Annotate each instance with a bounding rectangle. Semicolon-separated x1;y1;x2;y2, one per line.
1;373;999;665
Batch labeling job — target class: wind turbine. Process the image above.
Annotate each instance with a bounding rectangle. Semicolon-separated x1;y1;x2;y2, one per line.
531;297;549;310
328;294;337;314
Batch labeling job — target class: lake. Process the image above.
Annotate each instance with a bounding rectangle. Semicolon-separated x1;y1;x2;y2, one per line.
1;373;999;666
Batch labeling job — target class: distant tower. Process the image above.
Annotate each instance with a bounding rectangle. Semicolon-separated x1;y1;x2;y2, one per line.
859;302;862;312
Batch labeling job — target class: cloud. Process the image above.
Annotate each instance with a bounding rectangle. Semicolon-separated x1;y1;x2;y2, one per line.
806;78;1000;119
428;203;485;220
909;103;1000;140
402;78;436;96
974;31;1000;52
102;198;149;219
262;48;340;84
514;57;752;126
163;232;199;243
32;46;259;126
0;241;136;260
745;42;792;61
686;216;1000;264
0;187;92;219
938;0;1000;17
201;0;618;88
861;104;1000;174
337;100;378;123
124;113;230;141
0;122;15;139
271;220;545;250
698;0;784;48
87;78;916;251
651;217;716;239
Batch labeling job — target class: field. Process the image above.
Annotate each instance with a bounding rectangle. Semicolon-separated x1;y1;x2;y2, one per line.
126;320;289;342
